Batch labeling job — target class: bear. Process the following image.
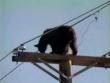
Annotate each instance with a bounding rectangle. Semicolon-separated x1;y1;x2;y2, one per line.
34;25;77;56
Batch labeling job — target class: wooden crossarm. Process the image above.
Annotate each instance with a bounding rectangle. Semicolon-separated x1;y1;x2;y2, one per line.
12;52;110;68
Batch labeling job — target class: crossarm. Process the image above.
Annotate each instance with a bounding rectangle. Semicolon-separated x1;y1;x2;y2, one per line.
12;52;110;68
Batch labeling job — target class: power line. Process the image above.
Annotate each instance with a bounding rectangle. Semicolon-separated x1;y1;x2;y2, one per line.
0;51;13;62
70;2;110;27
0;63;23;82
61;0;110;25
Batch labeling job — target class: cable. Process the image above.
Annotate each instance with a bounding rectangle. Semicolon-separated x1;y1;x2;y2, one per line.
0;51;13;62
0;63;23;82
70;2;110;27
78;16;98;47
61;0;110;25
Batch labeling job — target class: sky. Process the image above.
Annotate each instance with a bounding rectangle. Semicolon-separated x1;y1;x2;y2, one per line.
0;0;110;83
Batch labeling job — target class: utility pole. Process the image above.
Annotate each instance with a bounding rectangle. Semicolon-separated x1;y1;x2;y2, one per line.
59;60;72;83
12;52;110;83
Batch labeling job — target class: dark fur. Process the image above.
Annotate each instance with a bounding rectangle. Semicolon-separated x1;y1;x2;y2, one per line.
34;26;77;55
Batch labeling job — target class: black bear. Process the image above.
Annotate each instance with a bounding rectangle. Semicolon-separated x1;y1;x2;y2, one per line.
34;26;77;55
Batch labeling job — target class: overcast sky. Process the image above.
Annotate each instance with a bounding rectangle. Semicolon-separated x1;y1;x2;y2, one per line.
0;0;110;83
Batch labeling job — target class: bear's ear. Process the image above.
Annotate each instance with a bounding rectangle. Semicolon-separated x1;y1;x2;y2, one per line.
34;44;39;47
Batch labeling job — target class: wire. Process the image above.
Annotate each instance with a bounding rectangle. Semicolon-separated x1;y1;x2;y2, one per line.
0;51;13;62
70;2;110;27
61;0;110;25
78;16;98;47
0;63;23;82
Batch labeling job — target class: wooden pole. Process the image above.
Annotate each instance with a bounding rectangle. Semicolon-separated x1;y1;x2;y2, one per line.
59;60;72;83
